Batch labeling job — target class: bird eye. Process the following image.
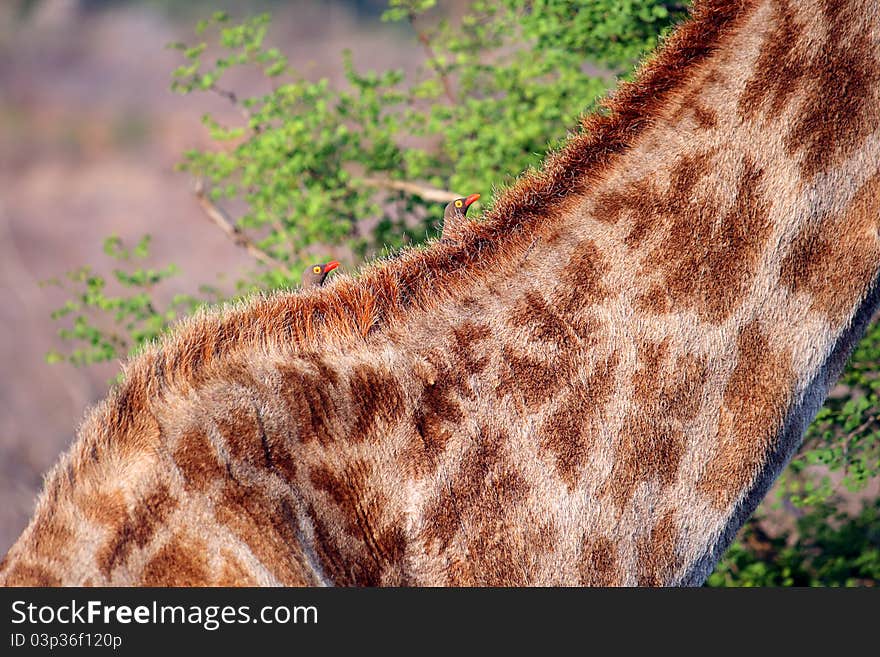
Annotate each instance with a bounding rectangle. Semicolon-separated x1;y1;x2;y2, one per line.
313;266;321;274
455;200;463;207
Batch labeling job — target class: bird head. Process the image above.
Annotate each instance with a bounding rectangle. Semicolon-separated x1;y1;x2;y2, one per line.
301;260;340;288
444;193;481;221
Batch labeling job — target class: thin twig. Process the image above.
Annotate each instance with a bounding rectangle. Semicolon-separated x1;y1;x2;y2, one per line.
839;413;877;479
843;414;877;443
209;83;260;131
193;181;284;269
408;13;457;104
360;175;461;203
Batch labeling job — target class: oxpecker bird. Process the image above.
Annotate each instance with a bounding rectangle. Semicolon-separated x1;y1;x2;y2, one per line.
301;260;340;288
441;193;480;241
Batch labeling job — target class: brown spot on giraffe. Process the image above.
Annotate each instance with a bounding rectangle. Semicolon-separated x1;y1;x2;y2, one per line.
141;533;209;586
2;563;61;586
596;149;717;223
540;352;620;489
691;104;718;130
604;340;709;510
594;178;654;227
422;425;533;584
97;483;178;578
82;490;128;528
216;404;267;470
215;484;315;586
780;174;880;322
637;510;682;586
278;359;340;446
508;291;572;346
174;427;226;493
97;377;162;464
217;399;308;489
497;347;561;410
299;351;342;386
671;62;720;130
261;429;300;485
349;364;405;442
594;149;716;251
635;284;674;315
28;515;73;561
622;190;663;248
607;419;687;512
310;463;376;538
698;321;795;509
641;156;773;323
405;387;459;477
308;462;406;585
553;240;612;314
738;0;805;119
740;0;880;179
305;503;351;585
786;1;880;179
578;535;621;586
400;333;491;478
451;321;492;373
422;426;527;552
214;549;258;586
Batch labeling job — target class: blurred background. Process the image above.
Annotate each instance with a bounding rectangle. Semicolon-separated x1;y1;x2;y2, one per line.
0;0;427;553
1;0;877;585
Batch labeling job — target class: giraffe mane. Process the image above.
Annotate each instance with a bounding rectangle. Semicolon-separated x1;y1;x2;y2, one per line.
57;0;748;486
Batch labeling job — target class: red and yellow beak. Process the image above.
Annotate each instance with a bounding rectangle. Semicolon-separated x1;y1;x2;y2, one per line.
464;193;481;208
324;261;340;273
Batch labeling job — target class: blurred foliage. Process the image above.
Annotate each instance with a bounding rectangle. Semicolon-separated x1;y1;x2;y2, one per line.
46;0;877;585
43;236;222;367
14;1;391;22
788;321;880;503
707;501;880;587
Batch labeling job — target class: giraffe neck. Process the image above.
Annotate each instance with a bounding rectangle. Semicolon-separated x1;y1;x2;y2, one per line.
2;0;880;586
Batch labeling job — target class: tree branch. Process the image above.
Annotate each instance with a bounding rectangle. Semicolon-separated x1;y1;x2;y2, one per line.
408;13;457;104
360;176;461;203
193;181;284;269
209;83;260;131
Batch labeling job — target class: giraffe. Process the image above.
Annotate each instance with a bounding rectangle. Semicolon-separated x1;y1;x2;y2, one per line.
2;0;879;586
